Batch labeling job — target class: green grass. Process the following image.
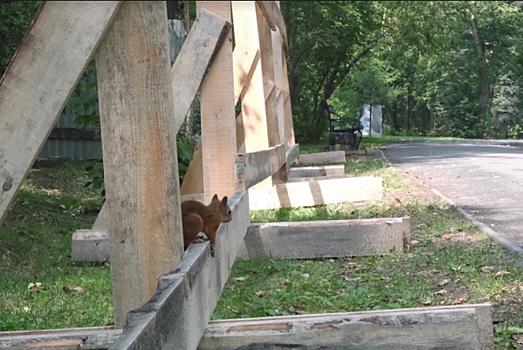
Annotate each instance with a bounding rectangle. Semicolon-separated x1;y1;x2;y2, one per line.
0;159;113;331
215;200;523;323
297;135;465;154
4;153;523;348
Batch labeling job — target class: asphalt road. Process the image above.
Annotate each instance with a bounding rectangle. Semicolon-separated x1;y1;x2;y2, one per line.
381;140;523;248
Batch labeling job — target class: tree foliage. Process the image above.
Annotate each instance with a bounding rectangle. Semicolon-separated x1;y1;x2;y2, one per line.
283;1;523;141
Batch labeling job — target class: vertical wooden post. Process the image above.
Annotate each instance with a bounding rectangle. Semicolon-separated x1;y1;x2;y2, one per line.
276;0;296;148
256;3;284;183
232;1;272;189
96;1;184;328
196;1;237;204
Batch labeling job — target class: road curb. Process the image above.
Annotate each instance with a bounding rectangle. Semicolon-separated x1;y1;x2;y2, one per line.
431;189;523;256
376;146;523;257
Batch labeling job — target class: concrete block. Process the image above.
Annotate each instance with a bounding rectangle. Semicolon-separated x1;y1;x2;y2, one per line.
249;176;383;210
71;230;110;262
298;151;346;165
288;165;345;178
237;217;410;260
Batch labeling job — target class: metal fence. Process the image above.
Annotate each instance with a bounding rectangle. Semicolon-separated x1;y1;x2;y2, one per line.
38;20;187;160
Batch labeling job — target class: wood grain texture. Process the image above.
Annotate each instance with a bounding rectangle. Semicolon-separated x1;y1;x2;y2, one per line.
0;1;121;225
238;217;409;260
236;144;286;190
249;176;383;210
256;1;288;47
96;1;183;328
198;1;237;204
0;304;493;350
0;326;121;349
198;304;493;350
232;1;271;190
96;7;230;230
108;191;251;350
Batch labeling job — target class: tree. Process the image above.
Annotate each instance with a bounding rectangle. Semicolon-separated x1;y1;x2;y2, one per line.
0;1;41;78
282;1;384;141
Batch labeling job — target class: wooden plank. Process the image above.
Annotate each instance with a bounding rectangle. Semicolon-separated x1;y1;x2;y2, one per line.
284;143;300;178
0;304;493;350
0;1;121;226
298;151;346;165
237;217;409;260
271;4;286;146
232;1;272;190
288;164;345;178
256;4;285;185
236;144;286;190
171;8;232;132
256;1;288;47
198;1;237;204
249;176;383;210
94;7;230;236
108;191;251;350
0;327;121;349
233;43;261;106
198;304;493;350
96;1;183;328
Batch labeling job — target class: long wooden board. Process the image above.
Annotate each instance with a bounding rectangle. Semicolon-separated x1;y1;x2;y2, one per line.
0;1;121;226
109;191;251;350
198;1;237;203
0;304;493;350
238;217;410;259
198;304;493;350
93;7;231;236
236;144;286;190
96;1;182;328
256;1;288;46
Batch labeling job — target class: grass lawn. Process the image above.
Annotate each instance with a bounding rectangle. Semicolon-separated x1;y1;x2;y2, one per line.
2;137;523;349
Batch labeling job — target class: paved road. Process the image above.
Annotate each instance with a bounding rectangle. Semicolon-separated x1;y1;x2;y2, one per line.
381;140;523;248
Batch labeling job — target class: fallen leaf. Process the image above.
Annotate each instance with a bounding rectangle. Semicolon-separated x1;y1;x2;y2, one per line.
395;197;402;203
73;286;85;293
435;289;447;296
495;271;511;277
302;273;310;279
328;259;335;263
456;176;460;179
23;306;30;313
481;266;494;272
283;279;290;286
438;279;449;287
517;336;523;344
28;282;44;292
226;305;239;314
256;290;264;298
423;300;432;305
235;276;247;282
344;276;360;282
451;297;467;305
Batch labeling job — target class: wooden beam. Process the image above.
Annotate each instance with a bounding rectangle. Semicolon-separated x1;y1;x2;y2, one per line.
249;176;383;210
233;44;261;106
96;1;183;328
198;1;237;203
93;7;230;235
108;191;251;350
236;144;286;190
0;304;494;350
171;8;232;132
283;143;300;180
0;326;121;349
256;1;288;47
198;304;493;350
238;217;409;260
0;1;121;226
232;1;272;190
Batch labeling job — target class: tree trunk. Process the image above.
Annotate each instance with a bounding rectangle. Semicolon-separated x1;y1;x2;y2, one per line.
404;86;412;131
468;12;490;110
